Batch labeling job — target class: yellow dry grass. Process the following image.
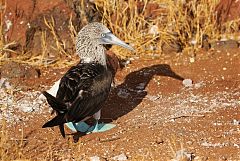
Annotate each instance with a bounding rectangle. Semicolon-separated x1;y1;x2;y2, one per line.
97;0;220;57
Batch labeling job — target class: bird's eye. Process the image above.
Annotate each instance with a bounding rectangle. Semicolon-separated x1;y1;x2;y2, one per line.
101;33;106;37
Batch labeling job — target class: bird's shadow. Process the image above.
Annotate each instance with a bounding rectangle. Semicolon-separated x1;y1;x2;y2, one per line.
102;64;184;120
72;64;184;142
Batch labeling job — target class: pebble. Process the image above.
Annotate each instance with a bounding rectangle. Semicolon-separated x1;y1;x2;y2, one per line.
189;57;195;63
232;119;240;125
146;95;160;101
182;79;193;87
112;153;127;161
194;82;205;89
89;156;100;161
0;78;12;89
20;105;34;113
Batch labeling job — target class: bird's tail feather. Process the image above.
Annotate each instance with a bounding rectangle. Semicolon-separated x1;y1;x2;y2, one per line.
42;114;66;137
42;113;66;128
42;91;67;138
42;91;67;112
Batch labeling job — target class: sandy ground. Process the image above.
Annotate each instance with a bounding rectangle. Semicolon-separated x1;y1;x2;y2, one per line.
0;48;240;160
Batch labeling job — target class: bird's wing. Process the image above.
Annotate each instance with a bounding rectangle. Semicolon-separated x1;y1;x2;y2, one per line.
56;63;112;122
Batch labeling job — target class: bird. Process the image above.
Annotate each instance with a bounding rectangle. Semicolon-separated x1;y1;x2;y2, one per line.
42;22;134;138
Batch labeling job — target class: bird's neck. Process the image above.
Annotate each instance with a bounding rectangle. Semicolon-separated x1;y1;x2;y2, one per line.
77;41;107;66
81;53;107;66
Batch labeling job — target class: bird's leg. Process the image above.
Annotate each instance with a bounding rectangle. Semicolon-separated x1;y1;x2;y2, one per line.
86;110;116;133
72;122;78;132
91;110;101;133
65;120;90;133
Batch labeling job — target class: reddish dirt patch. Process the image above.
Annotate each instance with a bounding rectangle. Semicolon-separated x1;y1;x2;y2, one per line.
216;0;240;24
2;49;240;160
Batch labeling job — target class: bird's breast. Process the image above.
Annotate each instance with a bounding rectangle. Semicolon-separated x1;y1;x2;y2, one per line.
90;70;112;95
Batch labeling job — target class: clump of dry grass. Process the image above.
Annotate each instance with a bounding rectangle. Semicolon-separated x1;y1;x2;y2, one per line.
97;0;162;57
94;0;240;58
43;16;71;58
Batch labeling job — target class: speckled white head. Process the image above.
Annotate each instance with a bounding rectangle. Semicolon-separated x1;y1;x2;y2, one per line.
78;22;111;41
76;22;134;64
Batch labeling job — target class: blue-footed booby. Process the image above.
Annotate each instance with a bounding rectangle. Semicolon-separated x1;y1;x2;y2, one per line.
42;22;134;138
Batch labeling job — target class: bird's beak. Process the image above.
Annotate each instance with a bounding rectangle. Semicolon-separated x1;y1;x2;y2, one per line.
100;32;134;51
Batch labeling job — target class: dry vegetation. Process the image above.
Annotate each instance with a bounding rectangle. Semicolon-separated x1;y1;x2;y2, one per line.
0;0;239;65
97;0;240;57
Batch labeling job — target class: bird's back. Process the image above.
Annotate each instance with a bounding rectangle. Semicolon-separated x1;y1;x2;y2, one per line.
56;62;112;123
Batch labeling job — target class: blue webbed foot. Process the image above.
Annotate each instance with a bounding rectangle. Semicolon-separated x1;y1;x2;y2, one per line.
87;121;116;134
65;121;116;134
65;122;90;133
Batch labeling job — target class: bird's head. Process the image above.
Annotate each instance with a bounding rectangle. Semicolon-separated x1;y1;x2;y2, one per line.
77;22;134;51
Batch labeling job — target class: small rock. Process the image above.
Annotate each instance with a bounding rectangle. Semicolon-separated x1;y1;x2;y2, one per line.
162;40;183;54
232;119;240;125
182;79;193;87
211;40;239;50
89;156;100;161
189;39;197;45
194;156;208;161
146;95;160;101
189;57;195;63
112;153;127;161
194;81;205;89
20;105;34;113
0;78;12;89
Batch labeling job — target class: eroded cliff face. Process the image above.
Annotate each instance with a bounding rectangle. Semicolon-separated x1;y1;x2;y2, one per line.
215;0;240;25
3;0;101;56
